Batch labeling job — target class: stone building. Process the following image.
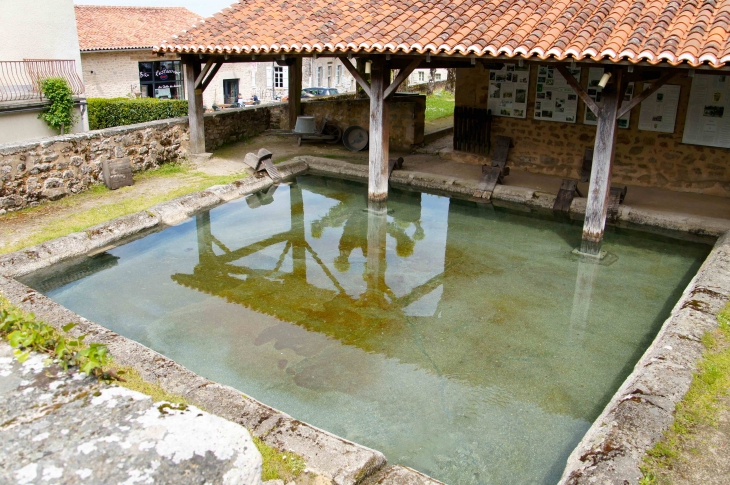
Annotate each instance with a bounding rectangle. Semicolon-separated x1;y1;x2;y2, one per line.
0;0;88;144
75;5;356;108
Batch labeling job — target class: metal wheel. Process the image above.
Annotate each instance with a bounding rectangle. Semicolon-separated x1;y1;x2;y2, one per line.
323;124;342;144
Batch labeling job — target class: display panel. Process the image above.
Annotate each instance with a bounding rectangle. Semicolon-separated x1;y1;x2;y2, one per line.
533;65;580;123
682;75;730;148
488;65;530;118
638;83;680;133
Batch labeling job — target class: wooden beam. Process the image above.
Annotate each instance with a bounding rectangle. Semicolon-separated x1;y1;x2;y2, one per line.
183;59;206;154
200;63;222;92
368;58;389;201
580;68;623;256
339;56;371;97
616;71;678;119
195;58;215;89
288;57;303;130
384;59;421;99
555;64;600;117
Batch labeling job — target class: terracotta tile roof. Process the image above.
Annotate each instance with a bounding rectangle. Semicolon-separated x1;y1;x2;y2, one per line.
156;0;730;68
75;5;202;51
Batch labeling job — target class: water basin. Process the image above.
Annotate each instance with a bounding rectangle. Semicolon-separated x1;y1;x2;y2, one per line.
20;175;712;484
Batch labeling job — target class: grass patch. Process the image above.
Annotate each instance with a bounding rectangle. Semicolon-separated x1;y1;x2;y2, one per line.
640;303;730;484
0;162;248;256
254;436;306;481
114;366;190;407
425;89;455;121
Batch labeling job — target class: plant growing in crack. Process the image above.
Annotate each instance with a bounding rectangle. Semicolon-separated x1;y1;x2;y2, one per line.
38;77;78;134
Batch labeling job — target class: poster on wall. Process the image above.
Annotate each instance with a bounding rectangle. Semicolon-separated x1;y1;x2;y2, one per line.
584;67;634;128
488;64;530;118
533;65;580;123
638;83;681;133
682;75;730;148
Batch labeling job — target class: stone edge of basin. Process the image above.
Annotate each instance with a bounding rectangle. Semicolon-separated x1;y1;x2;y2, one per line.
303;156;730;238
2;155;727;485
0;158;393;485
558;231;730;485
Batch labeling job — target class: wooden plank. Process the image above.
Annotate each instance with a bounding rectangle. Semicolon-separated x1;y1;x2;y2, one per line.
261;159;282;181
183;59;205;154
616;71;678;119
492;135;511;167
384;59;421;99
555;64;600;117
339;56;371;97
288;57;303;130
473;166;501;198
368;58;389;201
553;179;578;212
580;69;623;255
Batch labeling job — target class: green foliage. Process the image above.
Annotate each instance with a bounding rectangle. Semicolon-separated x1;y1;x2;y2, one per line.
87;97;188;130
38;77;77;133
253;436;306;481
640;303;730;483
0;300;111;378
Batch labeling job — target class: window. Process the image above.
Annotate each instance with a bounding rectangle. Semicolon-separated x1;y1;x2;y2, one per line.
336;65;342;85
223;79;239;104
418;71;425;82
139;60;184;99
435;73;442;81
274;66;284;88
327;64;332;87
317;66;323;86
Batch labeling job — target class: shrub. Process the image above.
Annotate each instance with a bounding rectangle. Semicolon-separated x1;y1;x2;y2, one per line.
39;77;77;134
88;97;188;130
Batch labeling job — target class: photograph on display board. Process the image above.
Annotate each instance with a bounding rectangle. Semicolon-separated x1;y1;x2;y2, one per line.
533;65;580;123
638;84;681;133
488;64;530;119
682;75;730;148
584;68;634;128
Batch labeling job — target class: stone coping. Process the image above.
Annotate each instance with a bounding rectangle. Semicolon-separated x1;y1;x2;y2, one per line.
2;156;726;484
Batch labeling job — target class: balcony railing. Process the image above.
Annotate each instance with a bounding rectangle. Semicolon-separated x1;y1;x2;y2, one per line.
0;59;85;103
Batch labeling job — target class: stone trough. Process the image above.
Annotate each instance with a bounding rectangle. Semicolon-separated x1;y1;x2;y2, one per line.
0;157;728;485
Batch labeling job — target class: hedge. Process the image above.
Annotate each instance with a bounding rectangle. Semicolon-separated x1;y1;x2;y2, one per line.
87;98;188;130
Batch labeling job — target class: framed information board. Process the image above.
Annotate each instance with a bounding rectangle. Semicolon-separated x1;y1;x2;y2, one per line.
488;64;530;118
682;75;730;148
584;67;634;129
638;84;681;133
533;65;580;123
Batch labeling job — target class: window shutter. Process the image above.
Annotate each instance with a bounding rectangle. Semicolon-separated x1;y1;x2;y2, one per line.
266;66;273;88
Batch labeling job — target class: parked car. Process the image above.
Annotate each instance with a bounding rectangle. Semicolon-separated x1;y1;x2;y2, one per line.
301;87;339;98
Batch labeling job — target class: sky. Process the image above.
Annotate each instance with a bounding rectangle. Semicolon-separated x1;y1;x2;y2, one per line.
73;0;234;17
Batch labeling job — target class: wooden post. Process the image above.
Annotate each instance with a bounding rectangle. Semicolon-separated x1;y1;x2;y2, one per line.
288;57;302;131
183;58;205;154
368;58;389;202
581;69;623;255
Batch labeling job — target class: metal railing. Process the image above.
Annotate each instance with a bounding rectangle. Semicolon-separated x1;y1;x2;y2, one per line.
0;60;85;102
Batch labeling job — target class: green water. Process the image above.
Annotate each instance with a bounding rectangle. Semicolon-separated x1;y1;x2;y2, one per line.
21;175;711;484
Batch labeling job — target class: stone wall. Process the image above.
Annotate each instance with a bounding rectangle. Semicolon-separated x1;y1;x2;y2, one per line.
456;64;730;198
301;94;426;150
0;118;188;213
204;104;287;151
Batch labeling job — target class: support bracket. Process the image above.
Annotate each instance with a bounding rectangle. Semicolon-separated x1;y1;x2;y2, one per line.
555;64;600;117
338;56;370;97
617;71;678;119
384;59;421;99
196;62;223;92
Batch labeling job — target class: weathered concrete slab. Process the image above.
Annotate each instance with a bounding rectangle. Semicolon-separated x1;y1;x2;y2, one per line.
558;232;730;485
0;342;263;485
362;466;445;485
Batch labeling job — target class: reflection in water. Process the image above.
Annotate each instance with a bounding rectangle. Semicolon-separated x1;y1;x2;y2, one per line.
20;175;711;485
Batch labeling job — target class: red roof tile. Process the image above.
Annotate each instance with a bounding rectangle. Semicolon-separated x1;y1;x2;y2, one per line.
155;0;730;68
75;5;202;51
